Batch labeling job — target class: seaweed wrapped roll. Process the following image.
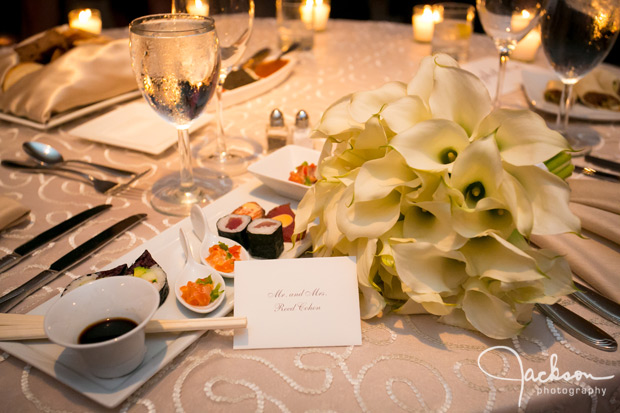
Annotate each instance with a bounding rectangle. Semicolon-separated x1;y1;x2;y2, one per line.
216;213;251;247
246;218;284;259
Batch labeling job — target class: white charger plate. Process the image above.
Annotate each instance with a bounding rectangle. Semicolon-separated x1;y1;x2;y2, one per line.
521;67;620;122
0;178;311;409
0;91;142;131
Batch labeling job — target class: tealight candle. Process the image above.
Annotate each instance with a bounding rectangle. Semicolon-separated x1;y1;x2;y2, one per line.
300;0;331;31
186;0;209;16
412;5;437;43
313;0;330;31
68;8;102;35
512;26;541;62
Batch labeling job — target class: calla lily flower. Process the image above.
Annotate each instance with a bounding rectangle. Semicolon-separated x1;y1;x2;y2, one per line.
473;109;570;165
354;149;418;202
381;95;431;134
390;119;470;173
349;81;407;123
295;53;579;339
408;54;492;135
462;278;529;339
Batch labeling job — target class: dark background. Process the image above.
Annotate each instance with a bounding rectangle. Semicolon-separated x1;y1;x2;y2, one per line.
1;0;617;64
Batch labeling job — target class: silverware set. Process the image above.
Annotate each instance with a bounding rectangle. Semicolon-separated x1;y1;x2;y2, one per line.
0;209;147;312
1;142;150;196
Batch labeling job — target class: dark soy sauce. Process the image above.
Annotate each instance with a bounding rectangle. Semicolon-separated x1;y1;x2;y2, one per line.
78;317;138;344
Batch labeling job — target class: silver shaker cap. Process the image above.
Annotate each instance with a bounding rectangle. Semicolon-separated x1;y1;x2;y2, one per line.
295;110;309;128
270;108;285;127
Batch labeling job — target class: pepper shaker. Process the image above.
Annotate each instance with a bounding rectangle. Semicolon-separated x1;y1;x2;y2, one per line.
292;110;313;148
266;108;289;152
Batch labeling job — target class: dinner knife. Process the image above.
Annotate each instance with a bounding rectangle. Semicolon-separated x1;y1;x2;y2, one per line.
572;282;620;326
573;165;620;182
585;154;620;173
0;204;112;275
0;213;147;313
536;303;617;352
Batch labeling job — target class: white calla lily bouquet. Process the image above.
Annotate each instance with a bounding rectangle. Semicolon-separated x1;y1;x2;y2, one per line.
293;54;581;339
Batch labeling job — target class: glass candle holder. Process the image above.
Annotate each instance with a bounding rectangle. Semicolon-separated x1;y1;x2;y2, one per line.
430;3;475;62
412;4;438;43
68;8;102;34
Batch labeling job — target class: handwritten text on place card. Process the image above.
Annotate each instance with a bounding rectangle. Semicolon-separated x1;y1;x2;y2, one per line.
233;257;361;350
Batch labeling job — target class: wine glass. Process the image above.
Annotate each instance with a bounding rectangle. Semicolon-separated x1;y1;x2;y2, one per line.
173;0;261;176
129;14;222;217
476;0;544;107
540;0;620;150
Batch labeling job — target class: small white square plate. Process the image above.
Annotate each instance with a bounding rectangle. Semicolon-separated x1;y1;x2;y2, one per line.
248;145;321;201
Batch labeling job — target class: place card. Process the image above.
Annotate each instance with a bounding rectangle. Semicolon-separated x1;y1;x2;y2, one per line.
233;256;361;350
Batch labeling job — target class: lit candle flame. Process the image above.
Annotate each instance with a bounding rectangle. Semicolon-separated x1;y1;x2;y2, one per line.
78;9;93;23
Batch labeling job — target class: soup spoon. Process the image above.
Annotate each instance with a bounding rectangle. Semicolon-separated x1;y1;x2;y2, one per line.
190;204;250;278
23;141;137;176
175;228;226;314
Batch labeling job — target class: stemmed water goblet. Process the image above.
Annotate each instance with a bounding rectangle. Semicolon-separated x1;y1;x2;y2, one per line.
540;0;619;151
476;0;544;107
173;0;261;176
129;14;222;217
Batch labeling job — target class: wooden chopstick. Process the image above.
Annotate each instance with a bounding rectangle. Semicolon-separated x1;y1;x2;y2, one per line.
0;315;247;341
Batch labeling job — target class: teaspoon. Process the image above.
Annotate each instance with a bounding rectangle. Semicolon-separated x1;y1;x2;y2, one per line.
23;141;137;176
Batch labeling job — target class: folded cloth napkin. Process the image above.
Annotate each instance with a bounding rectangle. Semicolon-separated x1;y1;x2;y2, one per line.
531;178;620;303
0;196;30;232
0;30;137;123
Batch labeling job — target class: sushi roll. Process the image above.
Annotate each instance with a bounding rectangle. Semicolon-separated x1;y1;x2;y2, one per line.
216;213;251;247
61;250;169;307
62;264;127;296
266;203;305;243
246;218;284;259
232;201;265;220
128;250;169;306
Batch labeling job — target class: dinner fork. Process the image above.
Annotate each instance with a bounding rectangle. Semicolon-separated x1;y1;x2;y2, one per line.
1;160;149;195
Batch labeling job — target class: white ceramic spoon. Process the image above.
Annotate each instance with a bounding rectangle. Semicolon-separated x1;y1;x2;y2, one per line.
175;228;226;314
190;204;250;279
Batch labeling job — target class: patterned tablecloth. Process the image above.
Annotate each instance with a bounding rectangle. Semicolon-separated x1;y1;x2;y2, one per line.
1;18;619;412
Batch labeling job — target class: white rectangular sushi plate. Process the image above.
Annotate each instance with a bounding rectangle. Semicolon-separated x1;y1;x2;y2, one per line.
0;178;312;409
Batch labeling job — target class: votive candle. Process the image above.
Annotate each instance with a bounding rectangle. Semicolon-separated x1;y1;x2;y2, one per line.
68;8;102;35
186;0;209;16
413;5;436;43
512;26;541;62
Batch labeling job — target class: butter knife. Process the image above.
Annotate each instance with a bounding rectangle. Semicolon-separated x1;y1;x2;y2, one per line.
0;213;147;313
0;204;112;274
572;282;620;326
536;304;617;352
573;165;620;182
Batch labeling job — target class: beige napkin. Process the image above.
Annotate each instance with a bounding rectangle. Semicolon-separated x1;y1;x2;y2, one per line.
0;38;137;123
531;179;620;303
0;196;30;231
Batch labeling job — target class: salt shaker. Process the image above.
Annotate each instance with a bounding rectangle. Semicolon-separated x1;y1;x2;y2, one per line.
292;110;313;148
266;108;289;152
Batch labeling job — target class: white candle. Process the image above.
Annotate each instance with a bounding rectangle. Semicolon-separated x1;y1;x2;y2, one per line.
68;8;102;35
186;0;209;16
313;0;330;31
511;10;533;33
512;27;541;62
413;5;435;43
301;0;331;31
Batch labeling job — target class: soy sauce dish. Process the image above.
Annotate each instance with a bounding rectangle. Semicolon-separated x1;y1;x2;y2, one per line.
44;276;160;379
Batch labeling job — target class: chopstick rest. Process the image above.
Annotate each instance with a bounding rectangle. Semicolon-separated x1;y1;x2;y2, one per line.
0;315;247;341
